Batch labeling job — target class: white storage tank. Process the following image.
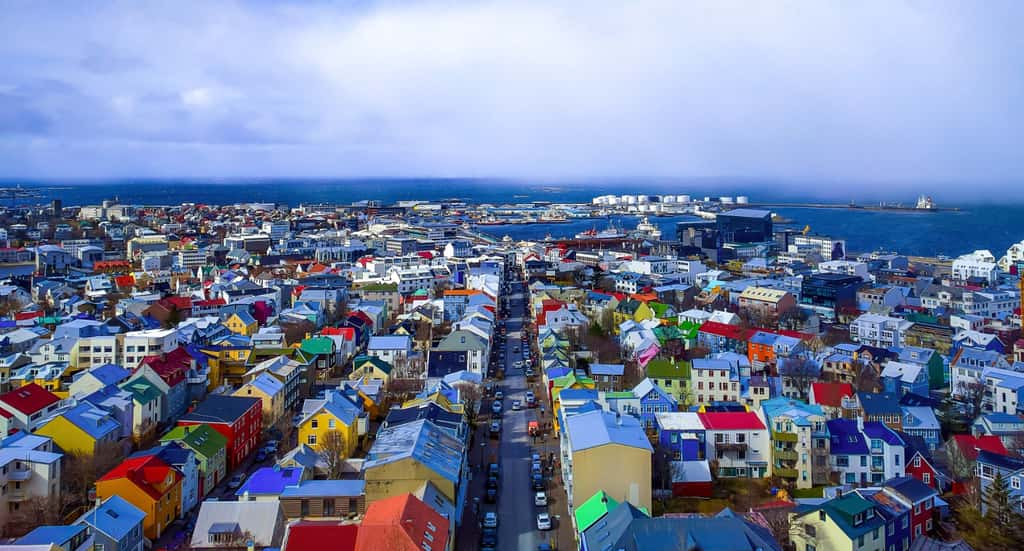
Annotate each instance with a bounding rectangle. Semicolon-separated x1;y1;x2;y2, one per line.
736;196;749;204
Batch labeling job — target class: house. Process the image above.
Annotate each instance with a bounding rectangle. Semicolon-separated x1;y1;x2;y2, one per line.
366;336;412;367
588;363;625;391
653;411;705;461
279;479;366;520
691;358;740;405
900;407;941;450
232;372;285;426
698;411;770;479
573;490;619;535
632;378;677;431
761;397;830;488
282;520;359;551
881;361;929;397
223;310;258;336
828;418;906;486
13;524;94;550
299;336;339;378
354;493;449;551
697;321;750;355
0;432;63;534
133;347;193;422
895;346;946;391
856;392;904;430
644;359;691;405
790;493;886;551
363;419;466;521
234;465;304;501
561;409;653;525
298;390;365;460
160;424;228;497
579;504;780;551
850;313;913;349
881;476;939;541
67;363;131;397
74;495;148;551
95;455;182;539
901;433;942;491
979;365;1024;415
35;401;121;455
433;330;489;376
738;286;796;317
119;377;163;442
177;395;262;470
809;382;855;419
0;383;62;433
348;355;394;390
190;500;285;550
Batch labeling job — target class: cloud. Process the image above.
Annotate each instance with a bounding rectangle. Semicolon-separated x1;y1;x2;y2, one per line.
0;0;1021;194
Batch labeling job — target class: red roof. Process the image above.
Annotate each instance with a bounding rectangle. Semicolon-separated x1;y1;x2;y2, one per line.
159;296;193;310
193;298;226;308
698;411;765;431
14;311;43;321
810;382;854;408
99;455;180;501
698;321;751;341
321;327;356;341
284;521;358;551
416;251;434;259
114;275;135;288
355;493;449;551
139;347;192;386
952;435;1007;461
349;311;374;326
0;383;60;415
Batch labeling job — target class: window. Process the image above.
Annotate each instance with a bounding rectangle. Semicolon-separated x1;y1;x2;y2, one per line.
926;519;933;530
328;419;336;429
888;523;894;536
307;434;317;446
858;535;865;547
1014;477;1021;490
311;419;318;429
923;473;931;484
914;504;921;514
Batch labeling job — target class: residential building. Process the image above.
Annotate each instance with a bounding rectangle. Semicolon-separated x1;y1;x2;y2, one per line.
190;500;285;550
698;411;770;479
354;493;449;551
850;314;913;349
790;493;886;551
177;395;262;469
297;390;365;461
95;455;182;539
762;397;830;488
74;495;148;551
160;424;227;497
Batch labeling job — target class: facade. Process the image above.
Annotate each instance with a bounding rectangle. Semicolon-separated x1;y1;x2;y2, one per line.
698;411;769;479
761;398;830;488
95;455;183;540
850;314;913;349
177;395;262;470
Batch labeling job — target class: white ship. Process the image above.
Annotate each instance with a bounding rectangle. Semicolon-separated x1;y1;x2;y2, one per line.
635;216;662;239
915;195;935;209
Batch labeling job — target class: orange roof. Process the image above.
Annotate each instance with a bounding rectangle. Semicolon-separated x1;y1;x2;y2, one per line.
631;292;658;302
443;289;482;297
99;455;181;501
355;493;449;551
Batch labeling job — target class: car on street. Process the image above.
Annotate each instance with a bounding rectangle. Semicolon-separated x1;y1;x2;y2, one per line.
531;473;545;490
491;401;502;415
227;473;245;489
525;391;536;407
480;527;498;549
535;491;547;506
531;461;542;475
488;463;501;477
525;368;535;378
263;441;279;454
537;512;552;530
485;487;498;503
483;512;499;528
489;420;501;438
512;400;522;410
494;390;504;401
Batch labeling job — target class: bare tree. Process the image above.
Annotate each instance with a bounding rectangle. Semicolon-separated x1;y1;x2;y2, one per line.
958;381;987;422
780;357;819;399
945;440;974;480
8;495;72;536
64;441;125;509
853;362;881;393
317;430;349;480
457;383;485;429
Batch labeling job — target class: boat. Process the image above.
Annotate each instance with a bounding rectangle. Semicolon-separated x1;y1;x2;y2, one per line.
635;216;662;239
915;195;936;210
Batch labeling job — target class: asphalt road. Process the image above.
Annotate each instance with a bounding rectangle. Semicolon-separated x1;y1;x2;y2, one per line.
493;279;564;551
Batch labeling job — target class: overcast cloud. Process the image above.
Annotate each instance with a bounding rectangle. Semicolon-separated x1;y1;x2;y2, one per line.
0;0;1021;193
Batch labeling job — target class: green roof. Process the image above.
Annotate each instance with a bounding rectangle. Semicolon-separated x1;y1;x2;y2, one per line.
300;336;335;355
604;391;636;399
645;359;691;379
574;491;619;532
120;378;162;405
353;355;393;374
358;283;398;292
161;423;227;458
648;302;673;318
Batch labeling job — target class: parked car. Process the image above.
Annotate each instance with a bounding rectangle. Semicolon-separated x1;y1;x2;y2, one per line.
531;474;545;490
489;420;502;438
531;461;542;475
485;487;498;503
535;491;547;506
480;527;498;549
537;512;552;530
494;390;504;401
488;463;501;477
525;368;535;378
491;401;503;415
512;400;522;411
486;476;500;490
263;440;279;454
483;512;499;528
227;473;245;489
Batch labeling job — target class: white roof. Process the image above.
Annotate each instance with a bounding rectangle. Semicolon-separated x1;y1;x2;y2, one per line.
190;500;283;548
654;411;703;431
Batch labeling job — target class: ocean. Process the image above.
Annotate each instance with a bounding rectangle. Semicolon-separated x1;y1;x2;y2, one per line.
3;179;1022;258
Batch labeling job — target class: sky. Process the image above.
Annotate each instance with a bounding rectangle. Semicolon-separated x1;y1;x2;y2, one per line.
1;0;1022;195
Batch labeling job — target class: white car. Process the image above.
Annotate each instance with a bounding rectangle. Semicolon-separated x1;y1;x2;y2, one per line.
535;491;547;506
512;400;522;411
483;511;499;528
536;512;552;530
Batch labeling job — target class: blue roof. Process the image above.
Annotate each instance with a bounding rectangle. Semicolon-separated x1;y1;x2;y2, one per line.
321;391;362;426
17;525;88;545
364;419;464;484
749;331;779;346
565;409;653;453
857;392;901;415
279;480;364;498
235;466;304;496
559;389;600;402
983;412;1024;425
76;495;146;540
248;372;284;397
56;402;120;440
590;363;625;376
86;363;131;386
862;421;903;445
827;419;869;454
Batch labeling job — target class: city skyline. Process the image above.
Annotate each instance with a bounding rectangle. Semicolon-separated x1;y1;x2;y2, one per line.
1;1;1022;196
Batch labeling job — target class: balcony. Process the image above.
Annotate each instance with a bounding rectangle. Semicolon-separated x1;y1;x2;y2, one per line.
775;467;799;479
775;449;799;462
716;442;748;453
7;468;32;482
771;431;798;443
9;489;27;501
870;464;885;473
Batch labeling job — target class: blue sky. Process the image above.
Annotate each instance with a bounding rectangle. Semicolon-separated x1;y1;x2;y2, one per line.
1;1;1022;193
